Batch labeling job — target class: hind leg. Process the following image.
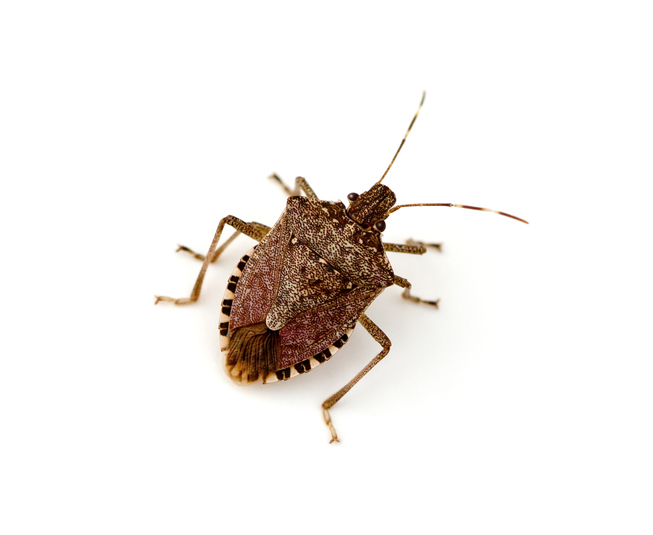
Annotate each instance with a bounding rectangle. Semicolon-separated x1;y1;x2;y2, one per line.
322;314;391;443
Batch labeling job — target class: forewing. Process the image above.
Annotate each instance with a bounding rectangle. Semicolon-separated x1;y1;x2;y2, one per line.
229;213;290;330
278;286;382;368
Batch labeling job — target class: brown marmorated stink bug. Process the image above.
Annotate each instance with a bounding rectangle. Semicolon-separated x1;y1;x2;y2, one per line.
155;92;528;443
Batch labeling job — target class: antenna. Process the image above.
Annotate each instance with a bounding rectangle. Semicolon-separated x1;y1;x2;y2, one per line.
388;203;529;224
376;91;426;185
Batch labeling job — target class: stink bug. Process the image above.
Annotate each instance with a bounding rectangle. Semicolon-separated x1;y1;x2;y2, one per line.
155;92;528;443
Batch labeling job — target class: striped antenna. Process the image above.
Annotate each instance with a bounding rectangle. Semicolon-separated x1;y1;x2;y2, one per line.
388;203;529;224
376;91;426;185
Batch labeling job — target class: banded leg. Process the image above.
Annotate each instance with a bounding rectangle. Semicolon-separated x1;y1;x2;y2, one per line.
269;174;318;199
176;221;271;263
384;239;442;255
394;275;439;308
322;314;391;443
155;216;267;305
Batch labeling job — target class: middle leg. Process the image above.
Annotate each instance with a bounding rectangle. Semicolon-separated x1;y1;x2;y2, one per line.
393;275;439;308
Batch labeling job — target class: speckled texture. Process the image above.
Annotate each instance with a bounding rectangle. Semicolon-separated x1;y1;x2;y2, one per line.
267;240;353;330
285;197;394;285
346;184;397;229
229;213;289;331
278;287;382;368
225;195;395;378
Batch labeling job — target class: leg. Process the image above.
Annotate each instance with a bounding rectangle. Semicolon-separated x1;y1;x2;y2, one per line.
176;221;271;263
155;216;267;305
269;174;318;199
393;275;439;308
384;239;442;255
322;314;391;443
407;239;441;251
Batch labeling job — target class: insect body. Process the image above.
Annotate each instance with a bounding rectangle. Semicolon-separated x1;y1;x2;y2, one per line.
155;93;528;442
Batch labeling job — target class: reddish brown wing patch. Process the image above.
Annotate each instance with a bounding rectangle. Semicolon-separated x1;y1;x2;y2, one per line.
278;286;382;368
221;247;284;385
229;214;290;331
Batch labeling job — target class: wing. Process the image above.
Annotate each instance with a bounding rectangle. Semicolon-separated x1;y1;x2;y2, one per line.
277;286;382;368
221;198;392;384
221;246;382;384
228;212;290;331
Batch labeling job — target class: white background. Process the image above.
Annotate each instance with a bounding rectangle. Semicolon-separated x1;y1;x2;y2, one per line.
1;1;652;533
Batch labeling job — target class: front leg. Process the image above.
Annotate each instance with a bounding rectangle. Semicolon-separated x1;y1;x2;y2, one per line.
155;216;267;305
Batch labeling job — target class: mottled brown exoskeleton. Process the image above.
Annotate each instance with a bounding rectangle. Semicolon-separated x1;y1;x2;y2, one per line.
156;93;528;442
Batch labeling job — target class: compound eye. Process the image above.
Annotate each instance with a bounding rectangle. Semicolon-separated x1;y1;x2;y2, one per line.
374;220;386;232
347;192;359;202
